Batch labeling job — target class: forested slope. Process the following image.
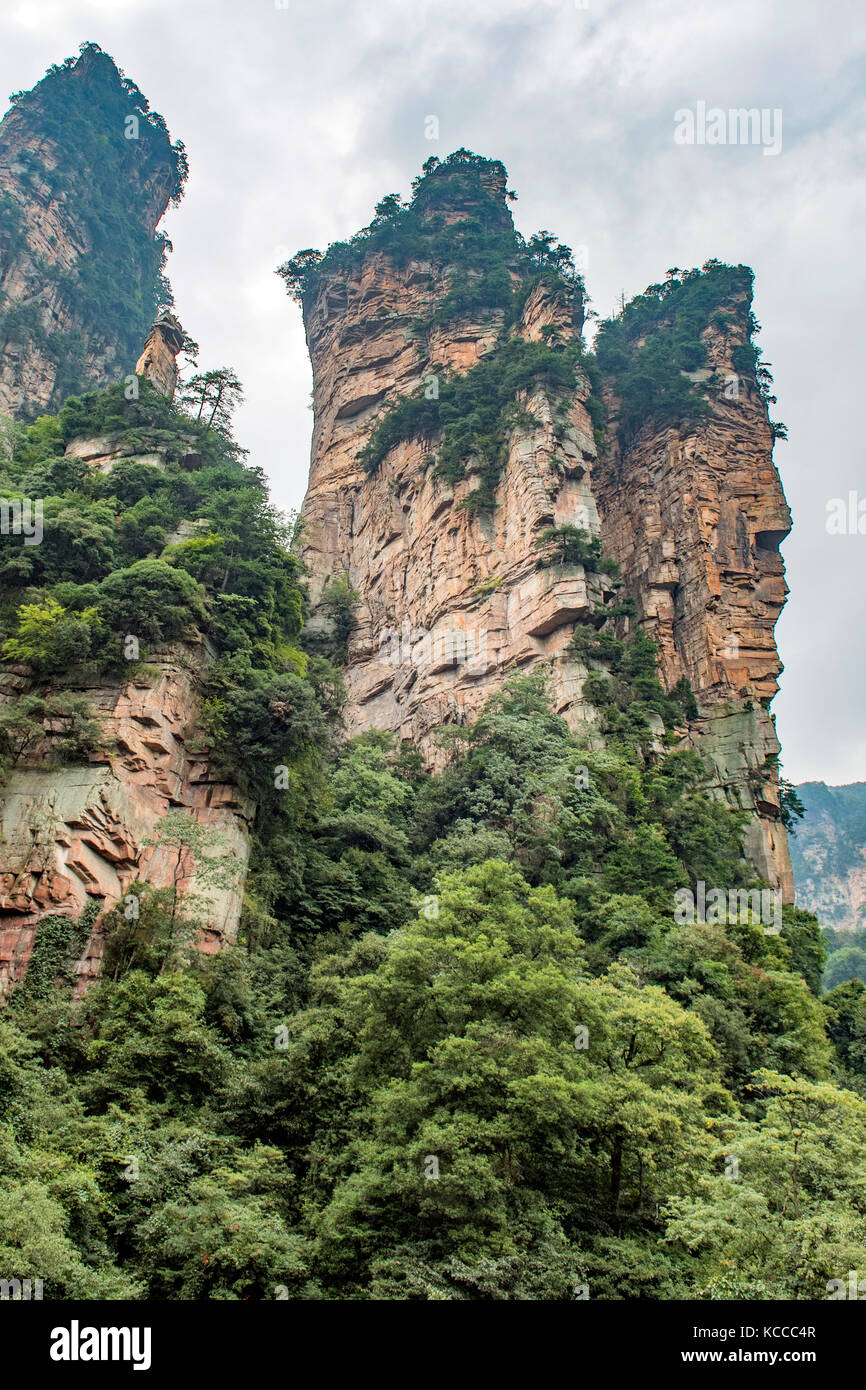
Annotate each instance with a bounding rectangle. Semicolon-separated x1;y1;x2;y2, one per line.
0;382;863;1300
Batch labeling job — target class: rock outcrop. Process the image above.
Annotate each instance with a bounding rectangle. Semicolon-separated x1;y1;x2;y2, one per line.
0;651;252;994
296;154;794;894
0;422;253;995
0;44;184;417
135;313;186;399
300;258;609;756
593;306;794;899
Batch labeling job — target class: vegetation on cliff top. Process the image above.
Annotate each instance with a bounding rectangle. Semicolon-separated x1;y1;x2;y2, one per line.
594;260;787;447
0;380;301;676
0;378;327;786
0;43;187;413
279;149;583;325
280;152;597;507
282;160;786;511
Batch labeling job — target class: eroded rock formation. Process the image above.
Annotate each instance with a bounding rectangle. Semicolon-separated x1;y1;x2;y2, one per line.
296;156;794;894
0;44;182;417
135;313;186;399
594;309;794;898
789;782;866;932
301;261;609;756
0;426;253;995
0;651;252;994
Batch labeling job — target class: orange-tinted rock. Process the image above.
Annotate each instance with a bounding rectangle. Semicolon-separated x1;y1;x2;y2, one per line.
297;166;794;896
593;313;794;898
0;649;253;995
299;177;604;758
135;313;185;399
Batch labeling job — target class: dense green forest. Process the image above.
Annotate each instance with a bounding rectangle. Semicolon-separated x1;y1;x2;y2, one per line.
0;370;864;1300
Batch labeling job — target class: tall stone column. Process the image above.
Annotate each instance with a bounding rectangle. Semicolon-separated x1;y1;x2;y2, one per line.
135;313;186;399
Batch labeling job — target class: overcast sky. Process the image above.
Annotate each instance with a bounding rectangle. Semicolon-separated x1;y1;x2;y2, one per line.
0;0;863;785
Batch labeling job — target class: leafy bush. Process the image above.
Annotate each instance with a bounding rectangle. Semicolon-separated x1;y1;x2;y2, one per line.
358;337;582;509
568;625;699;753
594;262;749;446
0;381;303;674
95;558;206;647
0;692;102;776
1;596;101;675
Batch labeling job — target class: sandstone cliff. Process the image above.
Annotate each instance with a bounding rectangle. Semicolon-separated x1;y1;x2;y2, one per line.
0;44;185;417
294;153;794;894
0;649;252;995
300;260;608;755
593;281;794;897
0;425;253;995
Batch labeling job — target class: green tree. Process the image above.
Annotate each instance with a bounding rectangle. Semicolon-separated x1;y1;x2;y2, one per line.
664;1071;866;1298
279;861;722;1297
0;692;101;777
1;596;101;674
84;970;232;1109
180;368;244;437
96;558;206;647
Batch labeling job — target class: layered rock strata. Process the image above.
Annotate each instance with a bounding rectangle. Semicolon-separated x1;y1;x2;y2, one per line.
593;314;794;897
789;782;866;932
301;266;610;756
0;429;252;995
297;159;794;894
0;45;180;416
0;654;252;995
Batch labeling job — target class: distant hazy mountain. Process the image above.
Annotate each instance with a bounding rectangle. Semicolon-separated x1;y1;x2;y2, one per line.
790;782;866;931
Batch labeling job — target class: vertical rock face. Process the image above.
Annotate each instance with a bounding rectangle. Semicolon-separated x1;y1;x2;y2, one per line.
135;313;185;399
301;257;607;754
0;43;185;417
593;291;794;898
0;650;253;995
789;782;866;932
295;155;794;893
